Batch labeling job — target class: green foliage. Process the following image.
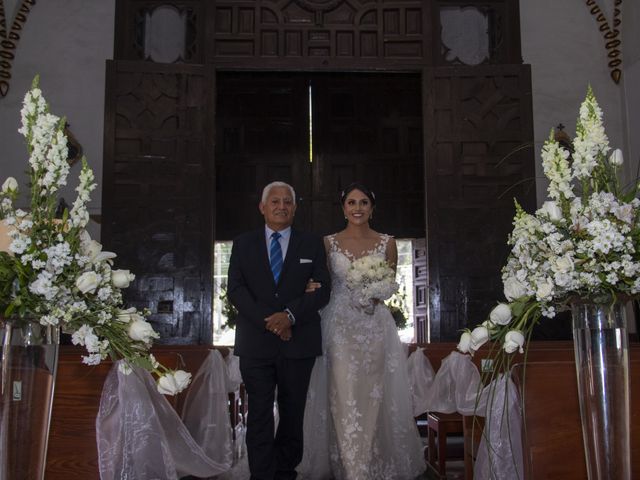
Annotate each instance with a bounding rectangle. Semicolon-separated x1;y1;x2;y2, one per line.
219;284;238;329
386;285;409;330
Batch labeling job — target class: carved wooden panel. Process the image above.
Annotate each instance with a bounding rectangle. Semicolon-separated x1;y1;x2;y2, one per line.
114;0;523;68
102;60;215;344
311;73;424;237
424;65;536;341
215;72;309;240
211;0;431;66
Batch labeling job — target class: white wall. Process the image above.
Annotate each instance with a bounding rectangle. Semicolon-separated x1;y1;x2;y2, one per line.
0;0;114;238
520;0;636;204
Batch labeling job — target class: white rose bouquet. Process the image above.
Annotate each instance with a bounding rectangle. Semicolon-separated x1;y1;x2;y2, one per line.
0;76;190;394
346;256;399;314
457;87;640;357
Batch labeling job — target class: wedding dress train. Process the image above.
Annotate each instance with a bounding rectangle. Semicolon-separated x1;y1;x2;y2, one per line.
298;234;426;480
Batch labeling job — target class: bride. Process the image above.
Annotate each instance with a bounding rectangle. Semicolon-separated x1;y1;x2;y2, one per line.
298;183;426;480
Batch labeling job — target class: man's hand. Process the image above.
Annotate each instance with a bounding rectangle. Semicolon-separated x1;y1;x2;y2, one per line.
305;277;322;293
265;311;292;341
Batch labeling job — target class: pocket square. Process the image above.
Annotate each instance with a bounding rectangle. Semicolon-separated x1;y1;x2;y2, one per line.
299;258;313;264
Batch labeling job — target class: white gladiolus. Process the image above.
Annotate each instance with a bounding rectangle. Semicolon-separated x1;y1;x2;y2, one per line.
503;330;525;354
112;269;135;289
457;331;472;354
489;303;512;326
128;319;159;344
157;370;192;395
609;148;623;166
1;177;18;193
76;271;100;294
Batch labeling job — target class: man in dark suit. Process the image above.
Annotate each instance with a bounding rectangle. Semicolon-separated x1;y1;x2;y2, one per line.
228;181;331;480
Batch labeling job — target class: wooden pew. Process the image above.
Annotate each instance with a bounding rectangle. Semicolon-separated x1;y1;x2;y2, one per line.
512;356;639;480
413;341;639;479
45;345;225;480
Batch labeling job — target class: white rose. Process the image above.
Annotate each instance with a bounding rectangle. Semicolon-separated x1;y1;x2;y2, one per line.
112;269;135;288
2;177;18;193
503;277;527;301
540;201;563;222
116;307;144;323
470;326;489;350
554;255;574;274
457;331;472;354
489;303;512;326
128;318;159;344
535;278;554;300
157;370;192;395
76;271;100;294
609;148;623;166
503;330;525;354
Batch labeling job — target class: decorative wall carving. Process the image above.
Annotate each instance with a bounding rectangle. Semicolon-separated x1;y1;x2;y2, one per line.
0;0;36;97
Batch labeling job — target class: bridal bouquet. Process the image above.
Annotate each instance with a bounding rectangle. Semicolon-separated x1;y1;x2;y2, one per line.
346;256;399;314
0;76;190;395
457;87;640;357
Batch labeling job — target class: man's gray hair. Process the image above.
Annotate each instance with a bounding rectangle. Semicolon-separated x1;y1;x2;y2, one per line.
261;181;296;204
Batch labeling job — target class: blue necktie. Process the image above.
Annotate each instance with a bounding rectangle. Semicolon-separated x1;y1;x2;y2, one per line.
270;231;283;283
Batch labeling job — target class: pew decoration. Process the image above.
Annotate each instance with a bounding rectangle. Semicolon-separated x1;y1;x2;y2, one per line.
458;87;637;479
0;77;189;478
97;350;239;479
408;348;523;479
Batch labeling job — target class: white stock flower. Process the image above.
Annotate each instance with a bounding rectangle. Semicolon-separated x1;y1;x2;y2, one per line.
503;277;527;301
112;269;135;288
609;148;623;166
2;177;18;193
157;370;192;395
489;303;512;326
76;271;100;294
457;331;472;354
128;319;159;344
503;330;525;354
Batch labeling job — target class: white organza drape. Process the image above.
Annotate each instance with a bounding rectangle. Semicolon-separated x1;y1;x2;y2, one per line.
96;350;240;480
407;349;524;480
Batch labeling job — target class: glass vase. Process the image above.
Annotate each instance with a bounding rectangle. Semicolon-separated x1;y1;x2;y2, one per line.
0;318;60;480
571;301;631;480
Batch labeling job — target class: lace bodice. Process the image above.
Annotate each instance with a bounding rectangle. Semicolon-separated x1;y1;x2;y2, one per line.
325;233;391;290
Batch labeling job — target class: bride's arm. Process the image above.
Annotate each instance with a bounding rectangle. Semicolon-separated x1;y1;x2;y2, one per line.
305;236;331;292
386;236;398;272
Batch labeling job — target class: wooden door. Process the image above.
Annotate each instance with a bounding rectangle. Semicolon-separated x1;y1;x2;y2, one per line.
310;73;424;237
215;72;311;239
102;60;216;344
215;72;426;239
424;65;536;341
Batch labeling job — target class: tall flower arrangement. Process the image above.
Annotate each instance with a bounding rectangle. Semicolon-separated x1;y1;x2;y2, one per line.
457;87;640;357
0;76;190;395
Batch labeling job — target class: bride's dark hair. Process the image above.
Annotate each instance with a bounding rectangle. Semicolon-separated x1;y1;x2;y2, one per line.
340;182;376;206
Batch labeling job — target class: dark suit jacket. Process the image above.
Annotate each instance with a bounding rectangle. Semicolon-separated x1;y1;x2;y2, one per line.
228;228;331;359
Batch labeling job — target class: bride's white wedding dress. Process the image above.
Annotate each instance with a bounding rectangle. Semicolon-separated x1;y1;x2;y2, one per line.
298;234;426;480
